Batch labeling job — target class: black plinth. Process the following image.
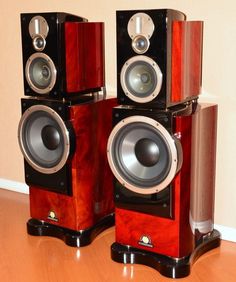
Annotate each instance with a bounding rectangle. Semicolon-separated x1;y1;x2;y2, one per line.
27;213;115;247
111;229;221;279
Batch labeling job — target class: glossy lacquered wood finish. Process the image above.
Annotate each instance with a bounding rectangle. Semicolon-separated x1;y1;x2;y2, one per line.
65;22;104;93
115;115;194;258
0;189;234;282
115;104;218;258
190;104;218;230
116;10;203;109
171;21;203;102
30;98;117;231
111;230;221;279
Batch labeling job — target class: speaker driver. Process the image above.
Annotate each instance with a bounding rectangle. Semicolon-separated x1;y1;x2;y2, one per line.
25;53;57;94
18;105;71;174
132;35;150;54
28;15;49;39
32;34;46;51
120;56;162;103
107;116;182;194
127;12;155;43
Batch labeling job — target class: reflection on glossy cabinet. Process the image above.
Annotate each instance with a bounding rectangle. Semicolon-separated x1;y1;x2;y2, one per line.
0;188;235;282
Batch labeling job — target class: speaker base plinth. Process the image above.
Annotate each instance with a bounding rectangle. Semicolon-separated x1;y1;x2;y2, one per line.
111;229;221;278
27;213;115;247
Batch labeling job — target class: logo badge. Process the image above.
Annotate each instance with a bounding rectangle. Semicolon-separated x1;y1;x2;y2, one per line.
138;235;154;248
47;210;58;222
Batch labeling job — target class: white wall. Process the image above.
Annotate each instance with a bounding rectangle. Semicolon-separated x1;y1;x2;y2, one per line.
0;1;236;237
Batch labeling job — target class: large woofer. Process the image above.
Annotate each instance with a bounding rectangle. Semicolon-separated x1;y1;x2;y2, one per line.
120;56;162;103
107;116;182;194
25;53;57;94
18;105;71;174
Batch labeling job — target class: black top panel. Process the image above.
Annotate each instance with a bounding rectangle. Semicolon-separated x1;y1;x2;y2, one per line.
20;12;87;28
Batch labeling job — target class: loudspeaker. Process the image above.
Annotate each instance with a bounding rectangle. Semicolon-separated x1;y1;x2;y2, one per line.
116;9;203;108
107;103;220;278
21;12;105;98
18;96;117;246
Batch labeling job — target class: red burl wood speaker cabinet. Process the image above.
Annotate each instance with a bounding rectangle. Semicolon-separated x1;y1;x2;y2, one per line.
116;9;203;109
21;12;104;98
107;102;221;278
18;96;117;246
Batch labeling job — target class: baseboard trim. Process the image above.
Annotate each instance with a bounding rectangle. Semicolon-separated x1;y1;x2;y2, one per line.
0;178;29;194
214;224;236;243
0;179;235;243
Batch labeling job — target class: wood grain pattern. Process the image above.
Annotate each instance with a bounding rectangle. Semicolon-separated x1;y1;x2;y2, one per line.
115;114;194;258
190;104;218;228
115;104;217;259
30;98;117;231
65;22;105;93
171;21;203;102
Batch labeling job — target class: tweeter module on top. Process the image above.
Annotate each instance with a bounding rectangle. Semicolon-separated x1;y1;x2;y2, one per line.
116;9;203;108
28;15;49;40
21;12;105;98
127;12;155;54
107;115;182;195
29;15;49;51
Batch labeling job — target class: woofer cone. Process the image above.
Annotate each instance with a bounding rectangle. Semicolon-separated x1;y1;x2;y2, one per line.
107;116;182;194
120;56;162;103
25;53;57;94
18;105;71;174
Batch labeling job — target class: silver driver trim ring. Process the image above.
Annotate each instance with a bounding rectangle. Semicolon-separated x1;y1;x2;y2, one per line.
32;34;46;51
107;115;179;194
120;55;163;103
132;35;150;54
18;105;70;174
25;52;57;94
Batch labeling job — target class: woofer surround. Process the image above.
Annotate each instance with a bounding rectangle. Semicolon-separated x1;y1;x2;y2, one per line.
107;115;182;194
18;104;71;174
25;53;57;94
120;56;163;104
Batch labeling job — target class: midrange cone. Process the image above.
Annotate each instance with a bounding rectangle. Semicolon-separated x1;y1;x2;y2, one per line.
25;53;57;94
120;56;163;103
